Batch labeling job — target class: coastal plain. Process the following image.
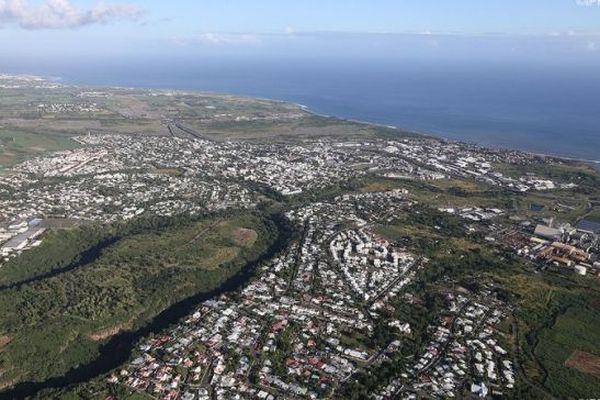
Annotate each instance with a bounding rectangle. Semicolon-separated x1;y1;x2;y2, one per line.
0;75;599;399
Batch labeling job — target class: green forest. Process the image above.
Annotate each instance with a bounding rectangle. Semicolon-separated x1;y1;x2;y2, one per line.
0;211;278;388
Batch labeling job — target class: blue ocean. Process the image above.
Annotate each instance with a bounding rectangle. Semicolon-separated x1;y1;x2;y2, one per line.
3;57;600;162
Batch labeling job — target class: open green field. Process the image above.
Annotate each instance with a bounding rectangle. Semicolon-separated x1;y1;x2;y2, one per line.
586;208;600;222
534;306;600;398
1;83;421;143
355;175;514;209
0;130;78;169
0;212;277;389
0;85;321;141
489;264;600;398
180;114;416;141
492;160;600;223
497;159;600;193
355;172;600;225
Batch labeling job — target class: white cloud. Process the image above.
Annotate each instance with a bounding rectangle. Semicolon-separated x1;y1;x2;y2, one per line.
173;32;261;46
576;0;600;6
197;33;260;45
0;0;143;30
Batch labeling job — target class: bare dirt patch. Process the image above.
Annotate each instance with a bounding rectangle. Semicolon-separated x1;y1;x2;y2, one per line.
565;350;600;378
88;323;131;341
0;335;10;350
155;167;183;176
233;228;258;247
0;376;17;391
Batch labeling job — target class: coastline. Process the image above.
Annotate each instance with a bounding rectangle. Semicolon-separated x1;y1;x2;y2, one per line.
295;103;600;170
4;72;600;170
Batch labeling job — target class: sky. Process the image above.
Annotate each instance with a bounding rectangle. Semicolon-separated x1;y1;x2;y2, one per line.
1;0;600;65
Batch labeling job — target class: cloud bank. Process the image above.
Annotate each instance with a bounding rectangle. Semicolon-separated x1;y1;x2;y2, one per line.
0;0;143;29
163;31;600;63
576;0;600;6
172;32;261;47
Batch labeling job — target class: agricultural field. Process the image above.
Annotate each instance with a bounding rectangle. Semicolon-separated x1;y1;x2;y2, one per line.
181;114;412;141
488;263;600;399
0;81;419;144
0;84;306;139
534;306;600;398
0;130;78;169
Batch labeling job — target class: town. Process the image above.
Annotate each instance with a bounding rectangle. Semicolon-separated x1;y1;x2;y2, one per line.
0;82;599;399
0;128;570;265
109;191;516;400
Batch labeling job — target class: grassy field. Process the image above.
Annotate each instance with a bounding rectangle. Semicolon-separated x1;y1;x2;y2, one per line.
489;264;600;398
0;130;78;169
0;213;277;389
0;82;424;147
497;159;600;193
1;85;361;142
355;175;514;209
586;208;600;222
355;172;600;226
498;160;600;224
180;114;409;141
534;306;600;398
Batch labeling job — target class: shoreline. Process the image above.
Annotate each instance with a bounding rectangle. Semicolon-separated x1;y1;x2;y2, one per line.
295;103;600;169
4;72;600;170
